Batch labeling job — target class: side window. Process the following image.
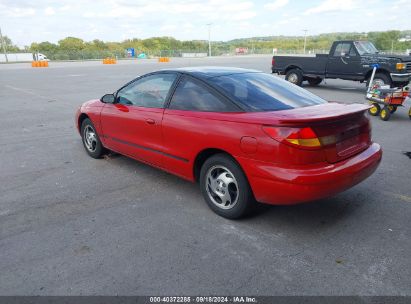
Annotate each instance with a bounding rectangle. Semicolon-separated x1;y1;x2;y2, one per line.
117;73;177;108
333;43;351;57
349;46;357;56
169;77;238;112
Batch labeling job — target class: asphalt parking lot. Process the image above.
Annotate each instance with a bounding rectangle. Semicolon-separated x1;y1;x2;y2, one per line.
0;56;410;296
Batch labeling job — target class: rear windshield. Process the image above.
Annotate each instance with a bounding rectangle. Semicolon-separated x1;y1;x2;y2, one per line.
209;72;327;112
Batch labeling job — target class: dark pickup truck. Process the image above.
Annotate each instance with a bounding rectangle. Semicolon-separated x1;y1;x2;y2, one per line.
271;40;411;87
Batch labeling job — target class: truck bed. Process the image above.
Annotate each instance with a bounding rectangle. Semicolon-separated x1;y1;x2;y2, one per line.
272;54;328;77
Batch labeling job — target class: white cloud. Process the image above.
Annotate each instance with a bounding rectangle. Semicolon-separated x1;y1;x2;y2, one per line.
0;6;35;17
1;0;410;47
83;12;96;18
264;0;289;11
44;7;55;16
59;5;71;11
229;11;257;21
304;0;357;14
160;24;178;32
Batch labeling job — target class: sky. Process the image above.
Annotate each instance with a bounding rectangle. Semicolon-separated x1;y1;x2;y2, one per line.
0;0;410;47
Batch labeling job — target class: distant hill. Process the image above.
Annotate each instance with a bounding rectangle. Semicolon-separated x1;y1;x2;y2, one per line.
226;30;411;43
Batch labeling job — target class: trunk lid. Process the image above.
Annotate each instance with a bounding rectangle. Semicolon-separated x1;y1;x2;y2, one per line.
250;103;372;163
311;111;371;163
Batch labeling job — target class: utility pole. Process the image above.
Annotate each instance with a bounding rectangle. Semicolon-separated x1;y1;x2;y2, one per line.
302;29;308;54
0;26;8;63
206;23;212;57
391;40;394;54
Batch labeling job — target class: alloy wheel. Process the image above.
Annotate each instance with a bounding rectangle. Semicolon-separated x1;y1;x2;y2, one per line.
205;165;239;210
83;125;97;152
287;73;298;84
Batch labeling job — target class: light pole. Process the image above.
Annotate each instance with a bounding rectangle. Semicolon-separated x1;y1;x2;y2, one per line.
0;26;8;63
206;23;212;57
302;29;308;54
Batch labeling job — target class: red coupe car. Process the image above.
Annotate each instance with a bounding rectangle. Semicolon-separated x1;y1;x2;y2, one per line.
76;67;382;218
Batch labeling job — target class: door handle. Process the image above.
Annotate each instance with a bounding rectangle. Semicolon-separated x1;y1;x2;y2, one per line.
146;118;155;125
340;57;348;65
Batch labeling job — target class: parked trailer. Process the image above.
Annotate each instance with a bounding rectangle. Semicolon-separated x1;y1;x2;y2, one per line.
0;53;49;63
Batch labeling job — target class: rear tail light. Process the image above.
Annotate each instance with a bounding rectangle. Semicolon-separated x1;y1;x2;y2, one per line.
360;117;372;140
262;126;327;150
272;58;275;66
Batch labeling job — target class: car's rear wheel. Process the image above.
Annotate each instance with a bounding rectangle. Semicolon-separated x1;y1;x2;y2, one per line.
199;154;254;219
285;69;303;86
369;103;381;116
409;107;411;120
307;77;322;86
81;118;105;158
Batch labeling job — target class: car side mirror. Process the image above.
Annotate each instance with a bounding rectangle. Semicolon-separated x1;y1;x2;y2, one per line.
101;93;115;103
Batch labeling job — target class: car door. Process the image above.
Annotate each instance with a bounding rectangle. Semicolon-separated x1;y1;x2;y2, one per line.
100;73;178;166
326;42;362;80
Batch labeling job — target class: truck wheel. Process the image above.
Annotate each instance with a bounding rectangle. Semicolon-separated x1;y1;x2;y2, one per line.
367;73;391;87
285;69;303;86
307;78;322;86
380;106;391;121
369;103;381;116
409;107;411;120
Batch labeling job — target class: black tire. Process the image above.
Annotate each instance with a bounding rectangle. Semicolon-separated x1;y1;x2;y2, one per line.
307;78;322;86
199;154;254;219
408;107;411;120
367;73;392;88
388;105;397;114
81;118;105;158
285;69;303;86
380;106;391;121
368;103;381;116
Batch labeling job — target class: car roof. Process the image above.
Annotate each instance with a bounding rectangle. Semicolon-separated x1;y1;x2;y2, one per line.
160;66;261;79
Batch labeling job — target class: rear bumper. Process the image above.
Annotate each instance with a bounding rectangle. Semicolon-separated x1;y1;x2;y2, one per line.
272;66;282;74
390;73;411;83
238;143;382;205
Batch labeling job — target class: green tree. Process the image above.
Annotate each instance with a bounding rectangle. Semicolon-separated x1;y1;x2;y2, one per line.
368;31;401;50
58;37;85;50
1;35;20;52
30;41;58;52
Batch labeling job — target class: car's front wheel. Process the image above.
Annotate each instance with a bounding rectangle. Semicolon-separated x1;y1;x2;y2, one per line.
200;154;254;219
81;118;105;158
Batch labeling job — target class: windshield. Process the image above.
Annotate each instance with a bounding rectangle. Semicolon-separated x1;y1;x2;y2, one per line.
354;41;379;55
209;72;327;112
